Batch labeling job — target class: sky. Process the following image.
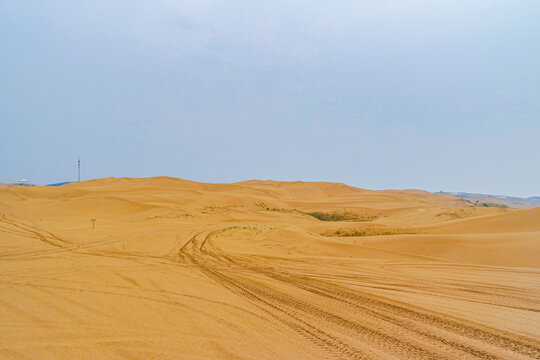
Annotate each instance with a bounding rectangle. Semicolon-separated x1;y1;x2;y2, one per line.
1;1;539;197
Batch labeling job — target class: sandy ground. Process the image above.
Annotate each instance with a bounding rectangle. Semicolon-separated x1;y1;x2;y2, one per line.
0;177;539;359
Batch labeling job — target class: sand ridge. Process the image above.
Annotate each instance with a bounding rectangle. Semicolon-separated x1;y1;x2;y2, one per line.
0;177;539;359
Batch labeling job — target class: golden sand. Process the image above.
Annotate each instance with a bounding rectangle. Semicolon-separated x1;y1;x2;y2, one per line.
1;177;538;359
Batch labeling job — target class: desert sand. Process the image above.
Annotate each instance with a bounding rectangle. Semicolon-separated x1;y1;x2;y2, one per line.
0;177;539;359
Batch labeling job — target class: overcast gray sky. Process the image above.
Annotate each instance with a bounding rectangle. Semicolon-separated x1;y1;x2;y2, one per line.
1;1;539;196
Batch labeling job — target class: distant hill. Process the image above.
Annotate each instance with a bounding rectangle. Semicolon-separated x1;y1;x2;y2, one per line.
438;191;540;209
45;181;74;187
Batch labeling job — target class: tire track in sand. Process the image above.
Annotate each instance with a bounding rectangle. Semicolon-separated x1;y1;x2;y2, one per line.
180;229;540;360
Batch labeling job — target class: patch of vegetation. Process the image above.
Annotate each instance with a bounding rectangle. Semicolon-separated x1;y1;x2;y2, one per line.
220;225;275;235
254;202;269;210
263;207;379;222
266;208;298;214
436;208;475;218
461;199;475;207
221;226;239;232
302;210;377;222
324;228;415;237
479;202;508;209
145;213;192;220
460;199;509;209
200;205;232;214
437;210;465;218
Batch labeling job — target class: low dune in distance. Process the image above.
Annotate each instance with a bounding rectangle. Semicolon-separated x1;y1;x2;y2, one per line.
0;177;539;359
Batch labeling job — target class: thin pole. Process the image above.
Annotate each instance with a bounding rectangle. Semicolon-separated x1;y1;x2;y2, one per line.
78;158;80;182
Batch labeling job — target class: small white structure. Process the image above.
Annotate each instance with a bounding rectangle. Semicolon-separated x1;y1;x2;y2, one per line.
18;179;34;187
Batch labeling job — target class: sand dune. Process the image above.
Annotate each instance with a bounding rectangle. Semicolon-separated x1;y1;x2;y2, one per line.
0;177;539;359
424;207;540;233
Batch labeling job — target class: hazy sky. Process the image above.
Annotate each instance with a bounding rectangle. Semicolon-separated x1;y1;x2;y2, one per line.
1;1;539;196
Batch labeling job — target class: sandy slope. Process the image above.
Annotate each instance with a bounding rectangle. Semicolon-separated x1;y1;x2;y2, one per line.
0;177;539;359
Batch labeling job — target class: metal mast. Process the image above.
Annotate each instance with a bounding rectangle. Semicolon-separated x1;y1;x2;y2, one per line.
78;158;80;182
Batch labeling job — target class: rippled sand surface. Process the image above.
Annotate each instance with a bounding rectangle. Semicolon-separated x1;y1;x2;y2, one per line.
1;177;539;359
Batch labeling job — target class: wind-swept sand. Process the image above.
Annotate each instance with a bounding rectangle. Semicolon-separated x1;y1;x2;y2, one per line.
0;177;539;359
